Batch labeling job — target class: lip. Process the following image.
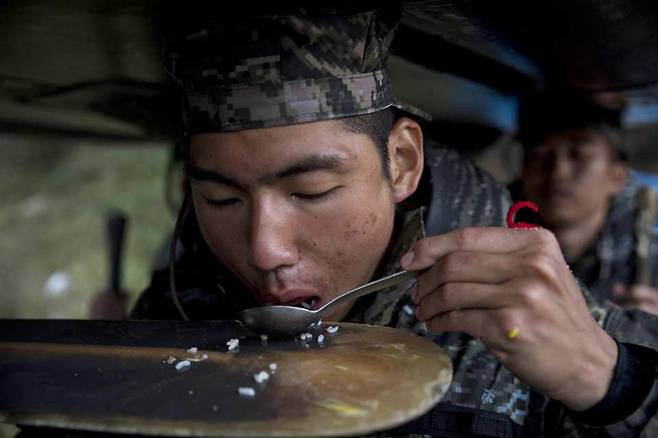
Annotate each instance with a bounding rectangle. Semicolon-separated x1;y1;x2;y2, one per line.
261;289;321;307
546;193;573;203
545;186;574;200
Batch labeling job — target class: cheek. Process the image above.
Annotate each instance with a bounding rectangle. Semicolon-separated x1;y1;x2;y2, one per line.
317;207;393;271
192;199;246;265
340;212;384;241
566;164;615;211
573;162;612;191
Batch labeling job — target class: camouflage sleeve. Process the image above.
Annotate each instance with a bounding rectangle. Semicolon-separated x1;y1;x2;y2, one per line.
595;308;658;436
562;290;658;436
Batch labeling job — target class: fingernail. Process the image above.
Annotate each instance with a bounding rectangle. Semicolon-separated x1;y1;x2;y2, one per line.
400;251;415;268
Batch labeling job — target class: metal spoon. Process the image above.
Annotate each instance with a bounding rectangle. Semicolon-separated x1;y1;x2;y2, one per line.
236;271;416;337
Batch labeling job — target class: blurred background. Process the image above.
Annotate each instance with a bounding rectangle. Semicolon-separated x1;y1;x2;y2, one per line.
0;0;176;323
1;0;658;319
2;1;658;436
0;142;171;318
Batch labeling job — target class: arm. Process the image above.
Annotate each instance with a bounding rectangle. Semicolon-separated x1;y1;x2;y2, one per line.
581;305;658;436
567;341;657;435
400;227;618;411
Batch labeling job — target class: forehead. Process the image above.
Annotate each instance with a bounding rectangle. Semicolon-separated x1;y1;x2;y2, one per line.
188;119;377;178
538;128;608;148
527;129;616;161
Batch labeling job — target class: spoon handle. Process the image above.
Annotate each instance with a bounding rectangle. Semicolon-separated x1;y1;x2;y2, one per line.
319;270;416;312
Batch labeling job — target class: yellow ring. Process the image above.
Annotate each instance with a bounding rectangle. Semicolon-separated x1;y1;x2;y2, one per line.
506;327;520;340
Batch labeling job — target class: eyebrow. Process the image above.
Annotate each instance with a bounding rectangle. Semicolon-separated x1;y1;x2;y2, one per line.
185;153;348;188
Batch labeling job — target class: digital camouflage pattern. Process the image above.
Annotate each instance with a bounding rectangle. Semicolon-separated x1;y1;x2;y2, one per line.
569;178;658;300
352;146;658;437
139;9;658;436
131;145;658;436
163;10;428;134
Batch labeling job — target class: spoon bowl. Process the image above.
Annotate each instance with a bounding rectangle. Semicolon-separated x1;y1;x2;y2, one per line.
236;271;415;336
237;306;319;337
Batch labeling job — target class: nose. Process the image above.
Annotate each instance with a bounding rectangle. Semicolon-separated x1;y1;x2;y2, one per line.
247;197;299;272
548;149;572;181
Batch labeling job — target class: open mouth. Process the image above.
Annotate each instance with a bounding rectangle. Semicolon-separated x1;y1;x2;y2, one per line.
280;296;321;310
300;297;320;310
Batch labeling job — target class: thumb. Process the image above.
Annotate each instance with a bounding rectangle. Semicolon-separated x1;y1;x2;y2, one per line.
400;240;440;271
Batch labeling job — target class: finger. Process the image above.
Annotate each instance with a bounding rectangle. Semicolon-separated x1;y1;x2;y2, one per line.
612;287;658;308
424;308;487;338
412;251;518;303
626;284;658;301
401;227;558;271
617;295;658;309
415;282;505;321
424;307;521;348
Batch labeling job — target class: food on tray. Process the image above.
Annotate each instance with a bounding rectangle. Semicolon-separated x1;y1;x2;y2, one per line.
226;338;239;351
175;360;191;371
238;387;256;397
253;371;270;383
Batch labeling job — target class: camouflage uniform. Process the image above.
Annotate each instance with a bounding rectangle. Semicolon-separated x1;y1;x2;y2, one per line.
568;178;658;301
510;176;658;307
134;9;658;436
362;151;658;437
133;144;658;436
513;92;658;303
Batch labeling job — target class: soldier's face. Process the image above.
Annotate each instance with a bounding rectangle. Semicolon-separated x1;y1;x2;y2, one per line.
521;129;627;227
188;120;398;321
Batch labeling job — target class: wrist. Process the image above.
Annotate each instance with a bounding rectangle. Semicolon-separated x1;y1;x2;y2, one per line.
567;342;656;426
560;328;618;411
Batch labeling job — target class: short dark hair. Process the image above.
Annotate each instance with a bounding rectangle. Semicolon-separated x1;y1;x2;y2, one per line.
340;108;395;178
518;92;627;161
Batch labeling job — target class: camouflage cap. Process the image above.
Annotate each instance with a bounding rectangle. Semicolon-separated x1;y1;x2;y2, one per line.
163;9;429;134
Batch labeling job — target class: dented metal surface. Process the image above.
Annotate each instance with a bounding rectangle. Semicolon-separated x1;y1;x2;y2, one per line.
0;320;452;437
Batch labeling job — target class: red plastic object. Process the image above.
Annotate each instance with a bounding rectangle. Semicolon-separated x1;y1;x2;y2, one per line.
506;201;540;229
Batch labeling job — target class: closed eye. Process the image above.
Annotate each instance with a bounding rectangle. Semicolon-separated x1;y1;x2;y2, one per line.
292;186;341;201
204;197;240;208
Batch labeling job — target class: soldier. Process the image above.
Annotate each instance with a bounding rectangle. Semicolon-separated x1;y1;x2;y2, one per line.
514;93;658;316
133;6;658;436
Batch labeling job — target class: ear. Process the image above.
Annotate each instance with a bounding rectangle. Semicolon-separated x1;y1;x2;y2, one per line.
387;117;424;203
608;160;629;195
